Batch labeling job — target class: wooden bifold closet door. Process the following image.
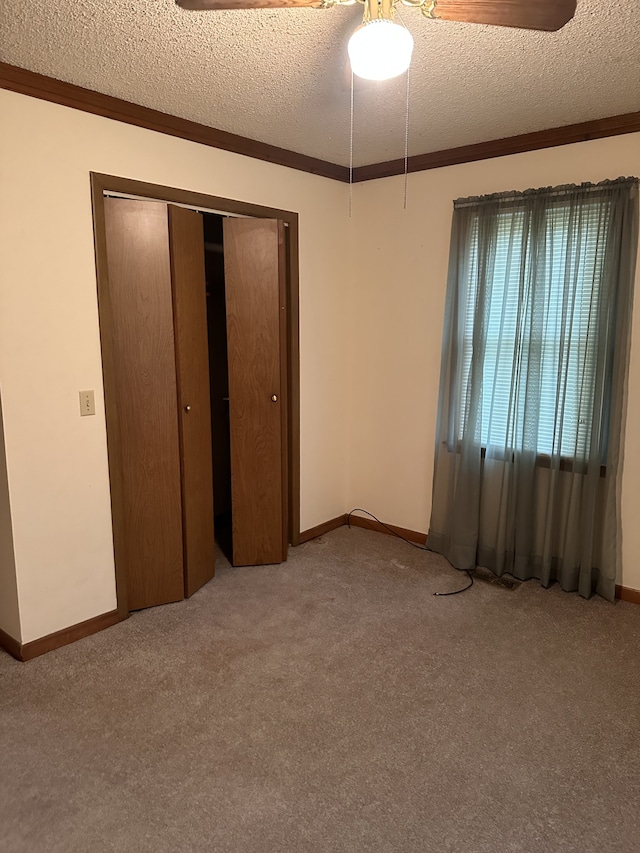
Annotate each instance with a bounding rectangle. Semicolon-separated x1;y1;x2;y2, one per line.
223;218;288;567
103;198;215;611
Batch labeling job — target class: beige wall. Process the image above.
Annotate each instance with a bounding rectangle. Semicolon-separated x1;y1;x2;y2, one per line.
0;90;351;643
347;132;640;591
0;395;21;641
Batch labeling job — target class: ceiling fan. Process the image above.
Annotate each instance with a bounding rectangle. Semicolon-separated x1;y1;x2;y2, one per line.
176;0;578;81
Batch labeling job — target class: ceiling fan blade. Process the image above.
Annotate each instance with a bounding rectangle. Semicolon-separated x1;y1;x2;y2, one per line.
429;0;576;31
177;0;323;9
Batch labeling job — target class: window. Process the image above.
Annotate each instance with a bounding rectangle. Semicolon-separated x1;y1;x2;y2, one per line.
458;199;613;459
429;178;638;600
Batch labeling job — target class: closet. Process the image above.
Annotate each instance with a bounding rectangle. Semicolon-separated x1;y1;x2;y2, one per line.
101;195;289;613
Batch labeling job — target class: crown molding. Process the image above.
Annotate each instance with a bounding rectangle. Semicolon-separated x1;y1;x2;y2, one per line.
0;61;350;183
352;111;640;182
3;61;640;185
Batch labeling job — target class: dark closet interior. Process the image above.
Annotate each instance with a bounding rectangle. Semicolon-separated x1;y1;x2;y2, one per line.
203;213;233;563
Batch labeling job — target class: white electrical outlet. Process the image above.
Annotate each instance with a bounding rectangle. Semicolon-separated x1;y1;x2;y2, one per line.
79;390;95;417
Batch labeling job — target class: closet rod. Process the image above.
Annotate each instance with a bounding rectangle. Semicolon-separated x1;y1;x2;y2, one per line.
102;191;248;219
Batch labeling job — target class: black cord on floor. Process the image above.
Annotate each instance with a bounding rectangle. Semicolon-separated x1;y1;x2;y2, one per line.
347;508;430;551
347;508;474;597
432;572;474;596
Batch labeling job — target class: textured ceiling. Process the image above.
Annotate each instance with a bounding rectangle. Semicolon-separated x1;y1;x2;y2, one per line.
1;0;639;167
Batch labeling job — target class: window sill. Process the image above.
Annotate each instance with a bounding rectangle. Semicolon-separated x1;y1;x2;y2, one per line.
445;442;606;477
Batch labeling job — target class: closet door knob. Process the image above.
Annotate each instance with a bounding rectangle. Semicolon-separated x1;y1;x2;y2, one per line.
184;405;191;413
271;395;278;402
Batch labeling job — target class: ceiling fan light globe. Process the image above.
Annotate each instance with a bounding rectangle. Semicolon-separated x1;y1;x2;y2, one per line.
348;20;414;82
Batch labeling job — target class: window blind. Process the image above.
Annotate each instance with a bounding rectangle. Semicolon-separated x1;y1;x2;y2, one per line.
458;200;612;458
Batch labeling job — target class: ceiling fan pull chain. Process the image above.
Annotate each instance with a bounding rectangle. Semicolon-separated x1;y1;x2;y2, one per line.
404;63;410;210
349;69;354;218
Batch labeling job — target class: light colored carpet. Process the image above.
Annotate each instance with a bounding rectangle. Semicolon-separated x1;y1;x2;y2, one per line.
1;526;639;853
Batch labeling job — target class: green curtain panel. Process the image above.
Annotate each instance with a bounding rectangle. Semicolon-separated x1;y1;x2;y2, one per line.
427;178;639;601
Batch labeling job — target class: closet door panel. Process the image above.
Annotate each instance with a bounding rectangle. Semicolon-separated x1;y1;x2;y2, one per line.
223;218;287;566
103;199;184;610
168;205;216;597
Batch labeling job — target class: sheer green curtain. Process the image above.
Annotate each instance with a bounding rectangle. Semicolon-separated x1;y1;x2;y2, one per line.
427;178;638;601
